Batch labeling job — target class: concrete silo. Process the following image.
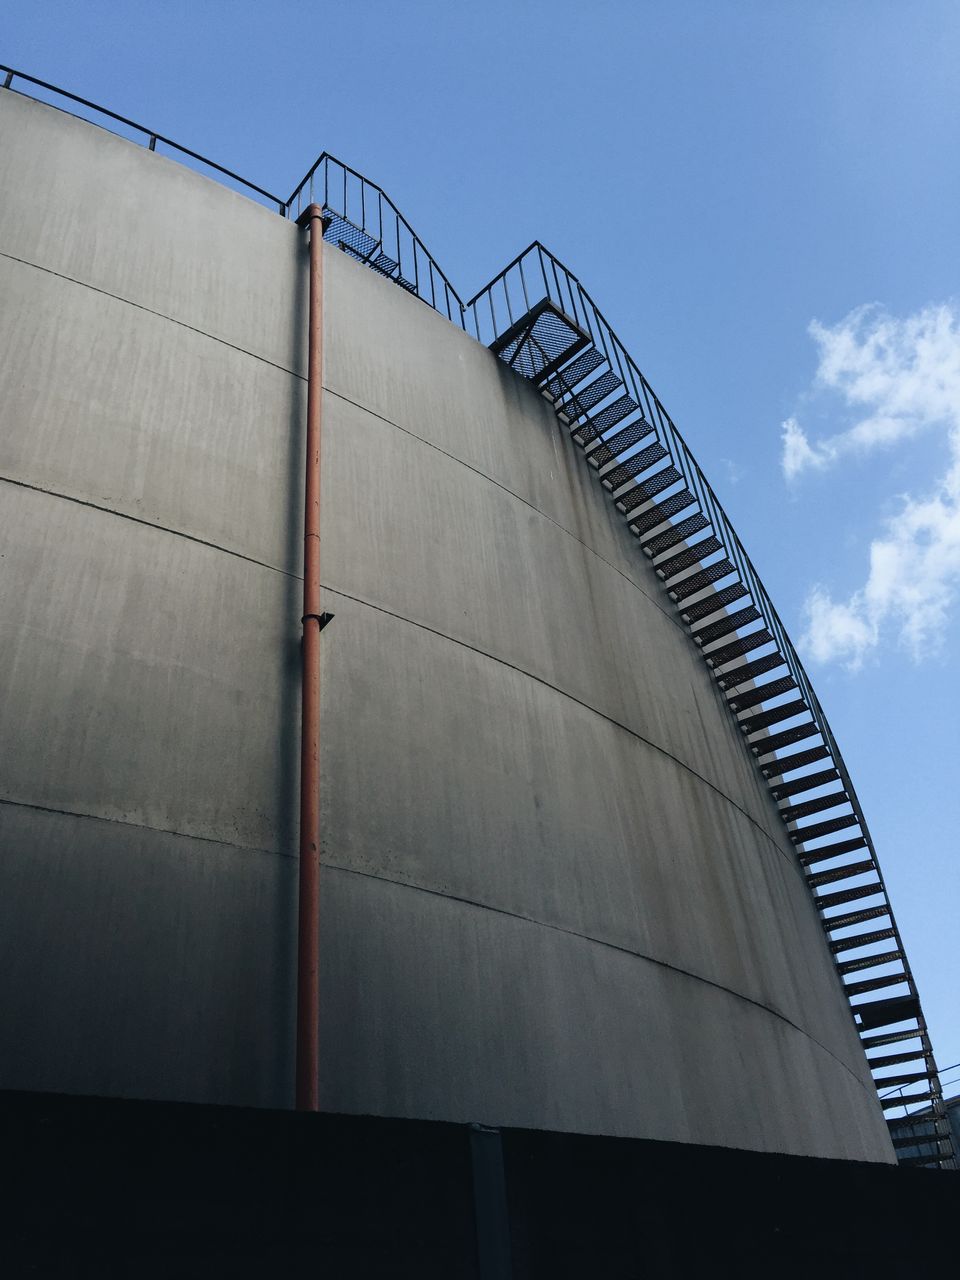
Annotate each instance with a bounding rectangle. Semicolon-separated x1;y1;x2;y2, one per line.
0;75;948;1169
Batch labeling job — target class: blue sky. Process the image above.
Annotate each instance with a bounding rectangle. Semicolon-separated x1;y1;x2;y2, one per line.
4;1;958;1093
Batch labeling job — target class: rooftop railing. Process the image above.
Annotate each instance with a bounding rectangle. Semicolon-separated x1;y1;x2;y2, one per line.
287;152;465;324
0;63;288;213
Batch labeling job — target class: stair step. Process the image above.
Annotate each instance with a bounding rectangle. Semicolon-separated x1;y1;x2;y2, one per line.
752;721;821;756
680;583;749;624
705;629;775;668
792;812;859;845
823;903;891;933
719;649;789;689
881;1089;935;1110
818;885;884;914
587;417;655;469
541;347;605;398
718;650;785;693
328;213;379;260
591;395;642;439
876;1071;934;1090
769;767;839;800
847;972;908;997
894;1150;948;1166
867;1048;927;1069
799;834;868;863
831;926;897;954
559;369;622;422
890;1128;942;1149
601;441;670;491
838;949;904;976
738;698;809;736
780;791;849;825
616;465;684;512
628;487;698;533
856;993;921;1031
670;559;737;602
807;857;875;888
657;537;724;582
696;609;762;650
642;513;711;558
369;251;401;277
860;1027;923;1050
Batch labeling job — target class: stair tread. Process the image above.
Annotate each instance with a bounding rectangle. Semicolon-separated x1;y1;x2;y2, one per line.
669;559;737;602
846;972;909;997
875;1070;933;1088
560;369;623;422
601;441;670;491
657;537;724;582
838;948;903;975
860;1026;923;1049
738;698;809;736
751;721;821;757
791;812;859;845
587;417;655;469
867;1048;927;1068
806;857;874;887
823;903;891;933
831;926;897;953
679;583;749;624
628;488;698;534
854;993;921;1031
718;649;789;689
881;1089;934;1110
616;465;684;511
816;879;883;909
705;629;775;668
800;835;868;863
695;607;762;650
541;347;605;398
769;766;839;800
642;513;710;558
780;790;849;825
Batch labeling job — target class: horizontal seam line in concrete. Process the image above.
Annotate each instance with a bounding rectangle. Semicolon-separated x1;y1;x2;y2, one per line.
324;385;681;632
0;795;294;861
324;860;878;1101
322;584;799;878
0;249;305;380
0;484;781;870
0;474;299;578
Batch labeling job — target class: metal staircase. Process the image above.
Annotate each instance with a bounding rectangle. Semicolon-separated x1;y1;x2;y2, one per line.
462;244;954;1169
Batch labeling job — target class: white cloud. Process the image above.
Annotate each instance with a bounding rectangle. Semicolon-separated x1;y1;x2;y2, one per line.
802;587;877;668
781;416;832;480
780;303;960;482
783;302;960;665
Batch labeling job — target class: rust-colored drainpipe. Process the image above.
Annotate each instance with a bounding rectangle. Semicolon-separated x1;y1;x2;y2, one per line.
295;205;325;1111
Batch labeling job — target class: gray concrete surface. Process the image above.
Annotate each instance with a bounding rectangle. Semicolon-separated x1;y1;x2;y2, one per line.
0;88;894;1160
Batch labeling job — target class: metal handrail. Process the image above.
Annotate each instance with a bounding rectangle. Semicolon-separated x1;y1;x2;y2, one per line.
1;64;464;324
0;63;288;213
287;152;466;325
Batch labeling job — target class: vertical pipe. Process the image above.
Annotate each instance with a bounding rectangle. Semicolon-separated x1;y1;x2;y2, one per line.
296;204;325;1111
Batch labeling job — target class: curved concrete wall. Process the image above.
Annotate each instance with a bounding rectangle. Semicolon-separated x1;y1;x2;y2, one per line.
0;90;894;1162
